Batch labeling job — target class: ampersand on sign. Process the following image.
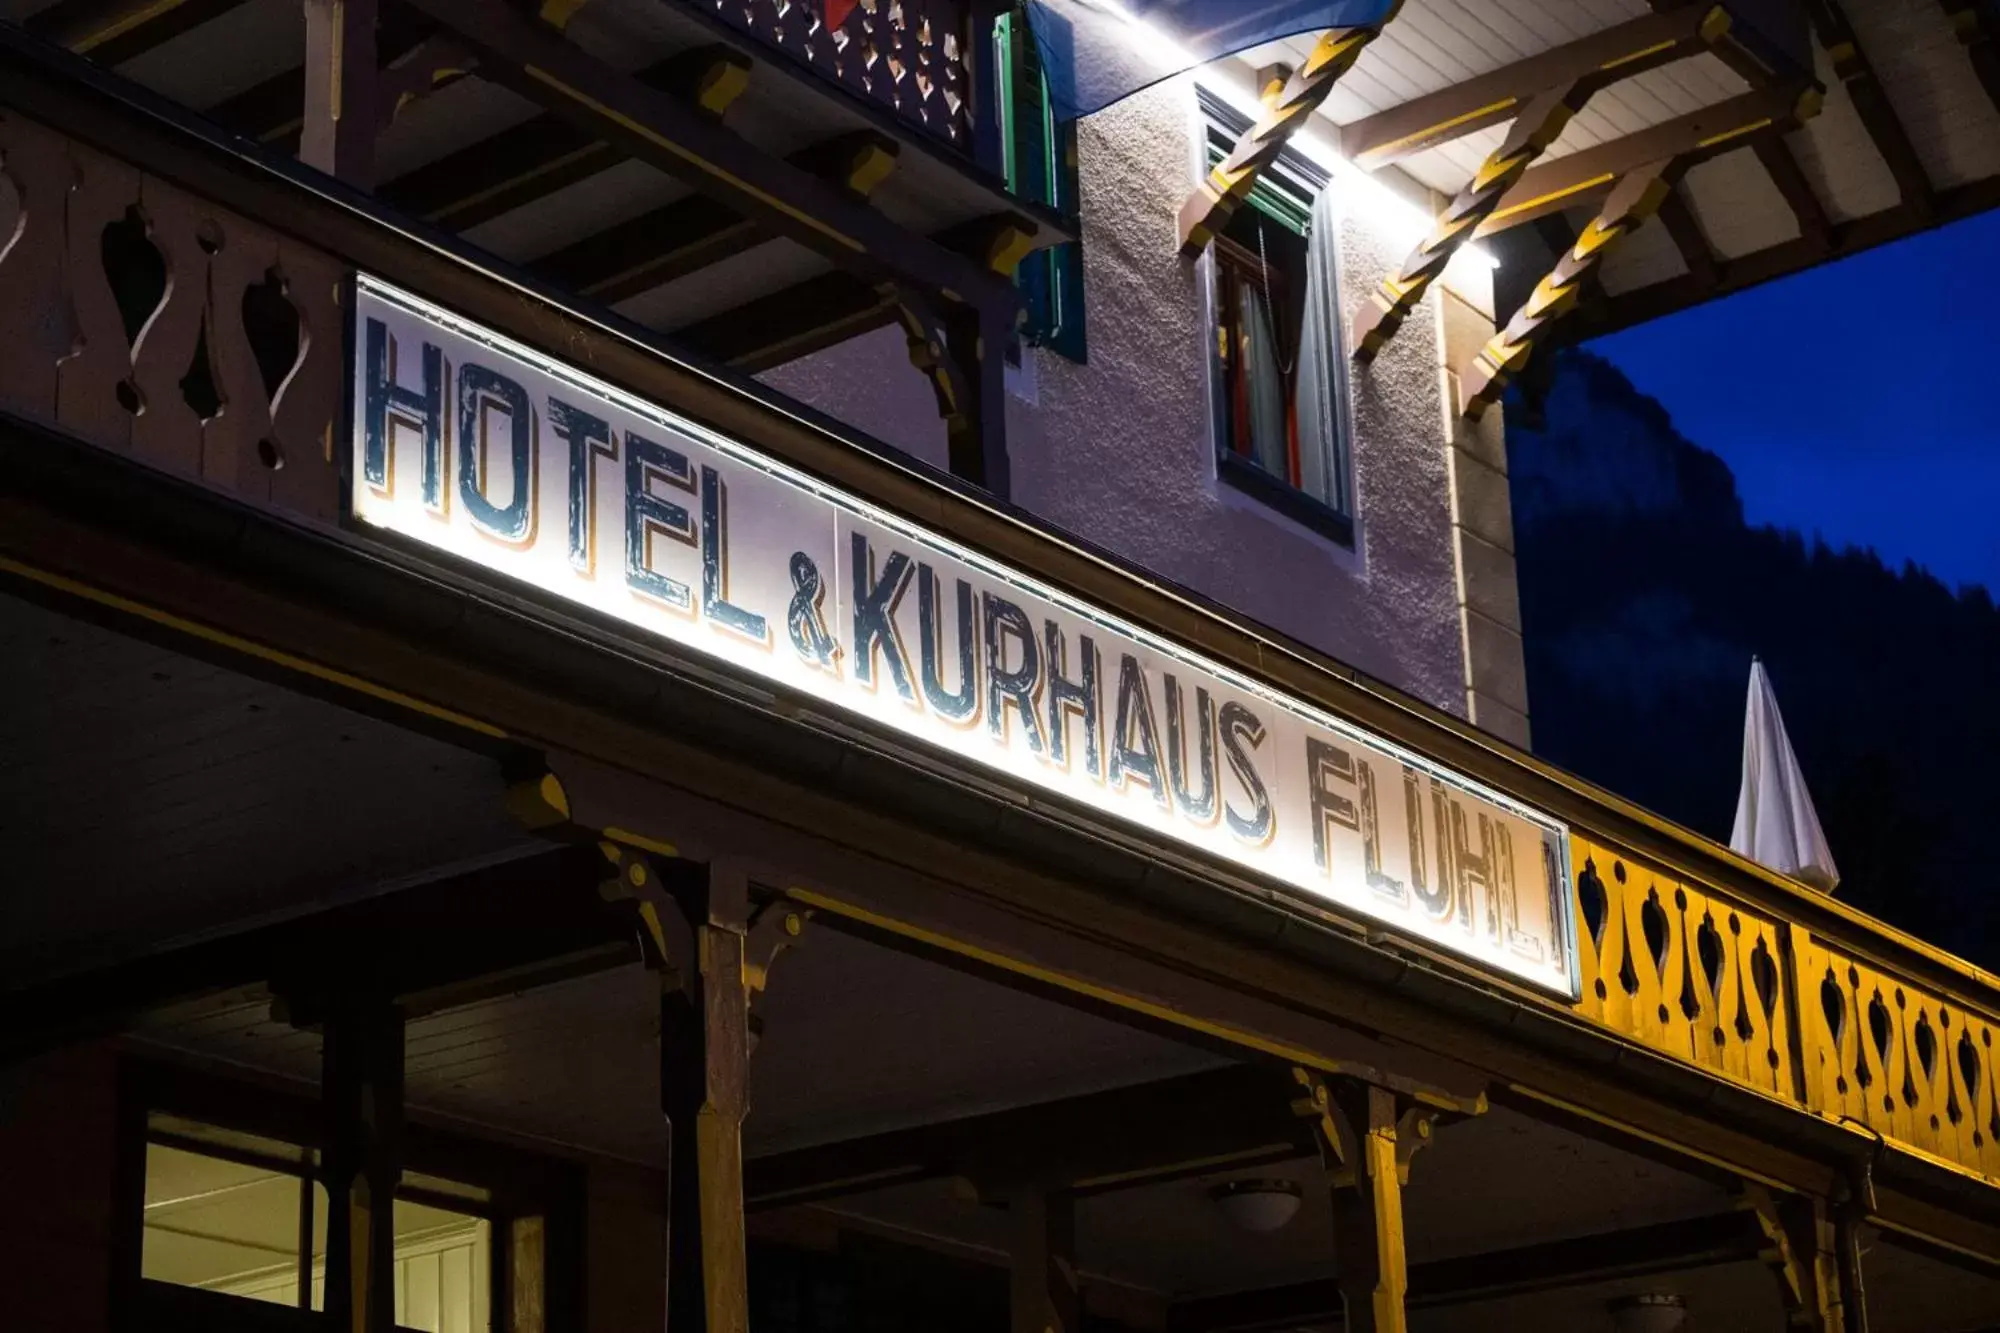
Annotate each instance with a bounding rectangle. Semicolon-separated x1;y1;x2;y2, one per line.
787;551;839;672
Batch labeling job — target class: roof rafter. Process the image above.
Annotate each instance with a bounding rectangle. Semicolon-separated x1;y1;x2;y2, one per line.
1557;170;2000;344
375;44;754;231
1941;0;2000;112
1343;3;1745;170
389;0;1023;315
24;0;247;65
746;1064;1308;1210
1804;0;1938;218
1351;4;1735;361
1166;1209;1772;1331
1176;9;1401;256
528;131;899;306
1471;82;1822;238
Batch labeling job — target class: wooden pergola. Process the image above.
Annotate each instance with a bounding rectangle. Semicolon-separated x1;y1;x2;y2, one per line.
1180;0;2000;420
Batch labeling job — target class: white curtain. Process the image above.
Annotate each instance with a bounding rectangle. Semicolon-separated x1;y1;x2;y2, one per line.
1292;186;1347;512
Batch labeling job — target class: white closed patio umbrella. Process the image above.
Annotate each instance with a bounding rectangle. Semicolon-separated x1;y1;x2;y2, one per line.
1731;658;1840;893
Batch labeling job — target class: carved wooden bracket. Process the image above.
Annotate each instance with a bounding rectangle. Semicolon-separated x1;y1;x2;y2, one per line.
1290;1066;1482;1333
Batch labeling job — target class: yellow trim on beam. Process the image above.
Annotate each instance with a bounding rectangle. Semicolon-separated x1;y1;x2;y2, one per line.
1600;38;1684;73
1484;171;1617;225
69;0;187;51
0;553;509;738
1696;117;1774;150
524;66;863;254
603;826;682;859
1363;96;1521;163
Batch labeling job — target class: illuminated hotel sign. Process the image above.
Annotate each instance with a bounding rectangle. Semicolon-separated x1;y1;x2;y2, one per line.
348;276;1578;996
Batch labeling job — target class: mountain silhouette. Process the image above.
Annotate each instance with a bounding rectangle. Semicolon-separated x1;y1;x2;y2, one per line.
1508;348;2000;966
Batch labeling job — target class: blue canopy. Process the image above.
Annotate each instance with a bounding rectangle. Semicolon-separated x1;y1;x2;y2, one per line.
1027;0;1400;122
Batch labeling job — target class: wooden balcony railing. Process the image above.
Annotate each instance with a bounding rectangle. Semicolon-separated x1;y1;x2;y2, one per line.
5;59;2000;1203
0;110;342;524
702;0;977;151
1572;829;2000;1185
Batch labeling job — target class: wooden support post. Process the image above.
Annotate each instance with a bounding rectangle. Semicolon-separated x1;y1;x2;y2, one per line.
1292;1068;1464;1333
656;859;753;1333
1743;1183;1843;1331
300;0;379;186
1833;1170;1874;1333
895;293;1012;497
1460;158;1676;420
320;996;405;1333
1176;7;1402;255
594;840;804;1333
1008;1188;1080;1333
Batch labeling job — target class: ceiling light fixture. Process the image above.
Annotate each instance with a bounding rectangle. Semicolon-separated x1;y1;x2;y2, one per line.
1209;1178;1305;1233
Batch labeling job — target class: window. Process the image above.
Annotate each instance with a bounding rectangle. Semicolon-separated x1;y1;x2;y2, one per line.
997;4;1085;362
1200;88;1354;544
141;1115;494;1332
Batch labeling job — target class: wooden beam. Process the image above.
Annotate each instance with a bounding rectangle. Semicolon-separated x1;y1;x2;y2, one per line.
528;132;897;306
1474;81;1822;237
602;848;756;1333
1941;0;2000;115
1343;3;1737;170
1655;184;1720;294
1557;171;2000;342
0;844;625;1059
374;44;753;232
745;1065;1309;1211
667;207;1038;376
1806;0;1937;218
1168;1209;1771;1331
1177;12;1400;254
1462;157;1678;419
1754;134;1833;253
391;0;1019;314
207;4;438;150
1008;1188;1081;1333
300;0;383;185
672;271;897;373
24;0;246;65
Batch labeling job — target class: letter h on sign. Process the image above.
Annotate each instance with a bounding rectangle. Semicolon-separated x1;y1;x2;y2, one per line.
363;319;445;509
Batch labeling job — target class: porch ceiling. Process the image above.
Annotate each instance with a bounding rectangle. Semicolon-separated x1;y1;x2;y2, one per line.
0;592;538;987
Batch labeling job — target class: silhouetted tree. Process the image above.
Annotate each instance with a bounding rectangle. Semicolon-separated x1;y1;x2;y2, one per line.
1508;348;2000;965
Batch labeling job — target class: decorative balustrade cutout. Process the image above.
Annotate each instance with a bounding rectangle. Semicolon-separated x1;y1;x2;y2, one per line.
0;112;340;518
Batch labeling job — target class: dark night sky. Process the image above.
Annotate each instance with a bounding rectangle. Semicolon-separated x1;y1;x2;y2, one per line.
1585;207;2000;596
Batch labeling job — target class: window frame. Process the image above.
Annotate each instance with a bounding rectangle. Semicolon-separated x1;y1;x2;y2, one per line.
118;1056;582;1333
1196;87;1357;549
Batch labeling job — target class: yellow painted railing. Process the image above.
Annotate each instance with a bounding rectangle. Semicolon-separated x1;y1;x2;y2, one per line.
1572;832;2000;1185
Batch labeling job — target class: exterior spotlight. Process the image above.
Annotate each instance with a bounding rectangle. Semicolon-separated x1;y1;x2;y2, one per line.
1208;1178;1304;1233
1608;1293;1688;1333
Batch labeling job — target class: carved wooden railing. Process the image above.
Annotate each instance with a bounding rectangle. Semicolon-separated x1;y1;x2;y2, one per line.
0;110;342;521
1573;831;2000;1185
703;0;975;150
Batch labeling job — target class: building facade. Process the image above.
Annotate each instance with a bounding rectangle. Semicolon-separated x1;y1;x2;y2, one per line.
2;1;1999;1332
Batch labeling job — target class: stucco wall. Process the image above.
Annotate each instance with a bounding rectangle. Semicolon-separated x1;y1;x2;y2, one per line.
763;79;1493;721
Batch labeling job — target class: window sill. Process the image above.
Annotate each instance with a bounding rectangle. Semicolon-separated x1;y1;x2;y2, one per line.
1217;452;1354;548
